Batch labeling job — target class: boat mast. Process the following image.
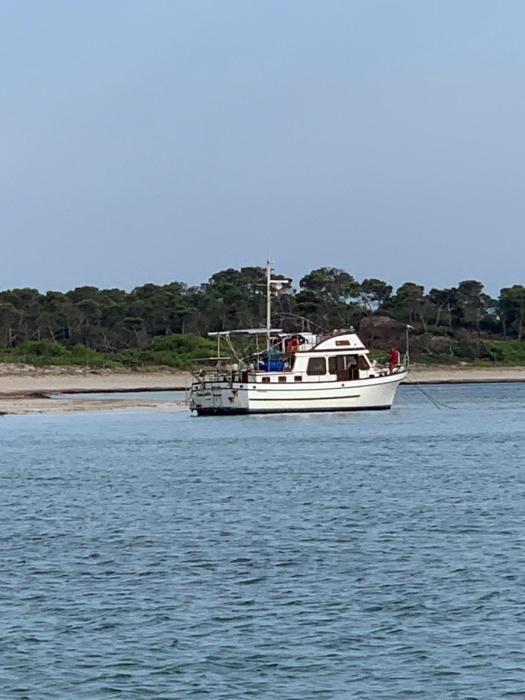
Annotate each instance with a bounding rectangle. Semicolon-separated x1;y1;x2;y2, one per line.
264;261;290;360
266;260;272;359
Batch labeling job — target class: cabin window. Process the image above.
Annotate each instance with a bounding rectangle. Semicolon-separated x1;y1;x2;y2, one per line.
307;357;326;375
262;376;270;383
294;375;302;382
278;376;287;383
328;355;346;374
328;355;358;374
357;355;369;370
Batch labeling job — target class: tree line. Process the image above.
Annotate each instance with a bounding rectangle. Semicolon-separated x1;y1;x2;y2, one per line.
1;266;525;366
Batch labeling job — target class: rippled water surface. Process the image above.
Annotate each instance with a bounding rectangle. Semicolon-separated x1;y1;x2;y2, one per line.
2;384;525;698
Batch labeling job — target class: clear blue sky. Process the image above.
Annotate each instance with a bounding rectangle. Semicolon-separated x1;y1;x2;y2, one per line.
1;0;524;295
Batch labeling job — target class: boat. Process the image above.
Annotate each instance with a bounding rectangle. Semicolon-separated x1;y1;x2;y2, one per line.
189;263;408;415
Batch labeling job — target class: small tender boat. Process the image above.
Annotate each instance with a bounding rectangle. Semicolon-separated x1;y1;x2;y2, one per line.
189;264;408;416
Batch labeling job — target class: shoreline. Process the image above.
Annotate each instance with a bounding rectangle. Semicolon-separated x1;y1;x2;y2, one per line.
404;365;525;385
0;366;191;415
1;364;525;415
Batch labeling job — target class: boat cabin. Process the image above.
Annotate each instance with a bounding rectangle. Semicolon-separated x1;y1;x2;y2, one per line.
251;331;380;383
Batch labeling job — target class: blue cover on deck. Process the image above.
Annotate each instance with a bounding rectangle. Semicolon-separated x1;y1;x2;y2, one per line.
259;355;285;372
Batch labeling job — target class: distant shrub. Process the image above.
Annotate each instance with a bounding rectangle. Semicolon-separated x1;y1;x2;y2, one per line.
479;340;525;364
145;334;218;367
17;340;70;358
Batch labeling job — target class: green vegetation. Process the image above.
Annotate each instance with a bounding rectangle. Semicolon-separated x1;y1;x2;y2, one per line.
477;340;525;365
0;336;218;369
1;266;525;367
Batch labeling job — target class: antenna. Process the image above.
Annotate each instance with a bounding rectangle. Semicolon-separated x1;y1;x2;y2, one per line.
405;324;413;367
265;260;292;364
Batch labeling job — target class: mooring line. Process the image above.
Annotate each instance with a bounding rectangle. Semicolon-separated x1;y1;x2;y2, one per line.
412;381;456;410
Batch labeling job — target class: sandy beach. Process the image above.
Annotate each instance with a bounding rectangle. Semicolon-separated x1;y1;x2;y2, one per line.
0;365;191;415
0;395;187;416
405;365;525;384
1;363;525;415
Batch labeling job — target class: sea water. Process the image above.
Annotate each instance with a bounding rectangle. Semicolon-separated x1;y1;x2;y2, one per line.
1;383;525;698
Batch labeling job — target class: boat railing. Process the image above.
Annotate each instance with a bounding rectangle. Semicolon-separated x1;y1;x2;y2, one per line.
192;370;233;385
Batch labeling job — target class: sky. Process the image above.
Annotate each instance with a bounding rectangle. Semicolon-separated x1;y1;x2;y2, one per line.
1;0;525;295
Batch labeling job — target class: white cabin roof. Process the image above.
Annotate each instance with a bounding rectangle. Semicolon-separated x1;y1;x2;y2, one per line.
313;332;366;352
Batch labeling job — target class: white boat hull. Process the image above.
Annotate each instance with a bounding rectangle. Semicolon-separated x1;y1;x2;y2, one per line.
190;371;407;415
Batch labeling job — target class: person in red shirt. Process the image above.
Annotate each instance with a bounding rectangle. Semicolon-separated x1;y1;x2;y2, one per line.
389;346;401;372
285;336;300;354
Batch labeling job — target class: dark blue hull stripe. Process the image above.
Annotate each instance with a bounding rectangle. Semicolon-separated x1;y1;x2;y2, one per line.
195;405;391;416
